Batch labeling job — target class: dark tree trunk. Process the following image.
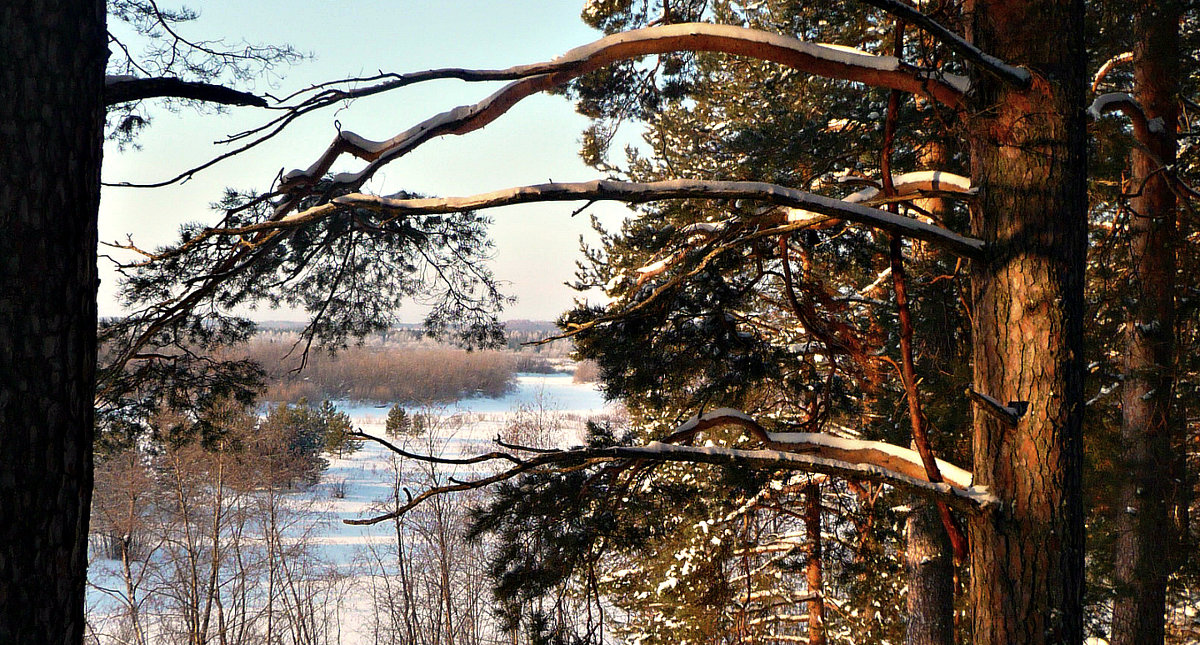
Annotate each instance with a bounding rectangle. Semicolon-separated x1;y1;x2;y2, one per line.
0;2;106;644
1110;2;1181;643
906;503;955;645
965;1;1088;643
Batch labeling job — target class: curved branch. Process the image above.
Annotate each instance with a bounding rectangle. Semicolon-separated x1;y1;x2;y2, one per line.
330;179;985;258
835;170;974;204
1091;51;1133;92
278;23;967;199
1089;92;1157;143
344;408;996;526
854;0;1031;87
105;76;267;107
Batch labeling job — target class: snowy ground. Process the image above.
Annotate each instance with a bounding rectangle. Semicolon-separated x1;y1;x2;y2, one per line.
310;373;613;565
87;372;615;645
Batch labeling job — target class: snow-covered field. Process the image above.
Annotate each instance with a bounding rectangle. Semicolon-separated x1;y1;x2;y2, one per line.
311;373;612;561
87;372;615;645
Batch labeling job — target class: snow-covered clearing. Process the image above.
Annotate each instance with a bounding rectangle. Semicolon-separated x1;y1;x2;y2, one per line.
86;373;614;645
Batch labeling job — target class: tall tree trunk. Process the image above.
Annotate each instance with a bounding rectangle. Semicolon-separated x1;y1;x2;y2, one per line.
0;2;105;644
804;481;826;645
1111;2;1181;643
905;139;957;645
965;1;1088;644
906;503;955;645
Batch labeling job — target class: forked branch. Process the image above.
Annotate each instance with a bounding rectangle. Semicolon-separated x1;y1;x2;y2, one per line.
276;23;968;202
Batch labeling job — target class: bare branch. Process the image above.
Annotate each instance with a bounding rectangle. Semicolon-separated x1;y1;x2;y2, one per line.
331;179;985;258
105;76;267;107
854;0;1031;87
344;408;996;526
277;23;968;200
966;387;1026;427
348;430;524;465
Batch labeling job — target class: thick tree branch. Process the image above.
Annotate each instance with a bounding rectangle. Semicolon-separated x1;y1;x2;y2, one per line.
854;0;1031;87
104;76;267;107
276;23;967;203
330;180;985;258
344;409;996;526
1089;92;1158;144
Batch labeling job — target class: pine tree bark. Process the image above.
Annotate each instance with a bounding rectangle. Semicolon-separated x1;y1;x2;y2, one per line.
804;481;826;645
965;1;1088;643
0;2;106;644
906;503;954;645
904;137;957;645
1110;2;1181;643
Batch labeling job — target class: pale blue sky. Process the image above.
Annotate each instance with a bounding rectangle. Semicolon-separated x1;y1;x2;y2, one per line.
100;1;631;322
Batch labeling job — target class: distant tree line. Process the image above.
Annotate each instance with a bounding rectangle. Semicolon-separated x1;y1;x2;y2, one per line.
237;341;526;404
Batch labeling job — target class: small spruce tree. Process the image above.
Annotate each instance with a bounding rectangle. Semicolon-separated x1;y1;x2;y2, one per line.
385;404;412;437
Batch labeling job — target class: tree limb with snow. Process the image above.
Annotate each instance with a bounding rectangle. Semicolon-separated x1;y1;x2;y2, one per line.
854;0;1031;87
273;23;969;206
343;408;997;527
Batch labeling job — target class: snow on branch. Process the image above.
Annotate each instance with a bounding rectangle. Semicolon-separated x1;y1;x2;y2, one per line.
326;179;985;258
855;0;1031;88
836;170;974;205
1091;51;1133;92
1088;92;1161;143
276;23;967;202
664;408;975;490
105;75;267;107
343;408;996;526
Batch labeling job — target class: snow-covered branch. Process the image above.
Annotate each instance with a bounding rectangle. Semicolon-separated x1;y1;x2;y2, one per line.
854;0;1031;87
277;23;967;201
1091;51;1133;92
1088;92;1161;143
344;408;996;526
835;170;974;205
328;179;985;258
667;408;975;490
104;75;267;107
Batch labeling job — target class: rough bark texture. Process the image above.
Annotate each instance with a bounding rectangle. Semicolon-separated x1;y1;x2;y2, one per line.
906;503;955;645
0;2;106;644
1110;2;1180;643
965;1;1087;644
804;481;826;645
904;140;956;645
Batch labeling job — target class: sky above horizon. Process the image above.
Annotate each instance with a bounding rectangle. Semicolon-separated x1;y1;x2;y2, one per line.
99;1;632;323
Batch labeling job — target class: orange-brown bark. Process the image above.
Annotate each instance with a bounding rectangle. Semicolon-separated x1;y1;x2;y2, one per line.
965;1;1088;643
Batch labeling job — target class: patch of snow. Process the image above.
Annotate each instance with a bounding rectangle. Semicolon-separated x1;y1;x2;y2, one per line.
1088;92;1136;120
764;431;975;488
